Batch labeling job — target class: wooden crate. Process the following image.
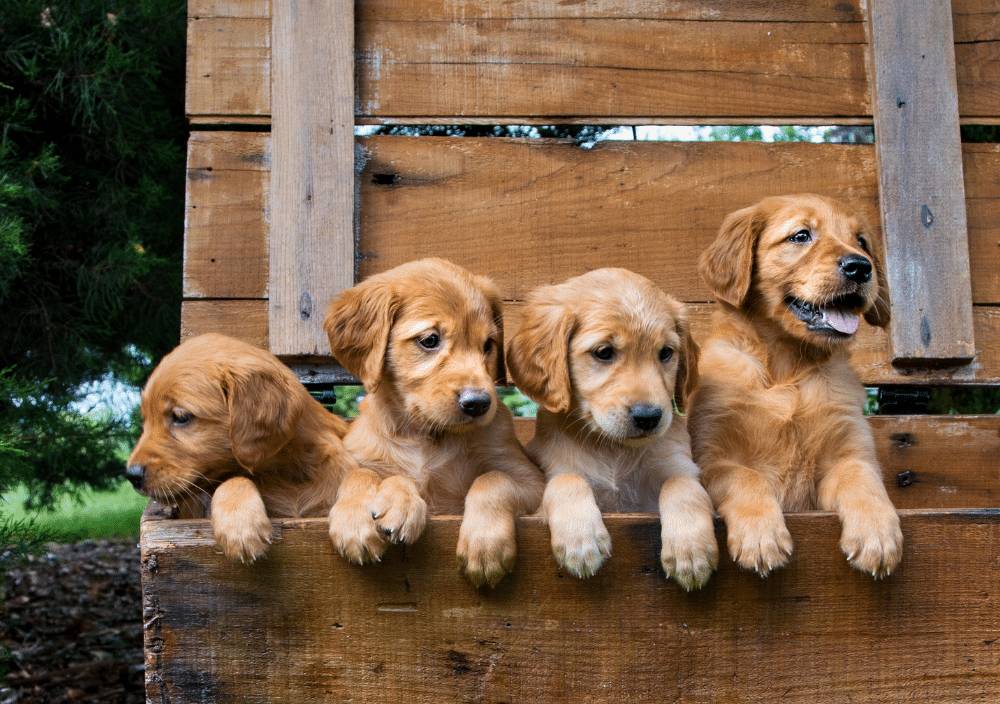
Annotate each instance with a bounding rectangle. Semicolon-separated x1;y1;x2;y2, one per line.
143;0;1000;700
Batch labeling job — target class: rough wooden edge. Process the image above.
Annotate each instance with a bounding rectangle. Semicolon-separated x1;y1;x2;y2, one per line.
866;0;976;365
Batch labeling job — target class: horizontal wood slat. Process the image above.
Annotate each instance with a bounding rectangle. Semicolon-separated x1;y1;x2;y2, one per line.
185;0;1000;122
181;298;1000;385
511;415;1000;510
184;134;1000;305
142;509;1000;703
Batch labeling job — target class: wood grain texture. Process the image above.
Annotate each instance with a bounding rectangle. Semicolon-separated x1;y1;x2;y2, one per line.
184;0;1000;122
185;17;270;119
183;133;1000;306
866;0;975;365
141;509;1000;703
269;0;355;356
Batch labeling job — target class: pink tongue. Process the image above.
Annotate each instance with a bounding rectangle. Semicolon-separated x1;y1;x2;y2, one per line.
822;308;859;335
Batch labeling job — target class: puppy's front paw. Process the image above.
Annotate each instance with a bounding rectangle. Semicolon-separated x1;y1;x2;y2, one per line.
212;504;273;564
661;522;719;591
210;477;273;563
328;499;388;564
548;504;612;579
725;508;793;576
370;476;428;545
840;504;903;578
456;512;517;588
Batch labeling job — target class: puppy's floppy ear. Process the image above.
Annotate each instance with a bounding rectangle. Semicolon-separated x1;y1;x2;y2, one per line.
699;204;765;309
324;277;399;392
223;358;305;471
477;275;508;386
862;222;892;329
673;310;701;415
506;292;574;414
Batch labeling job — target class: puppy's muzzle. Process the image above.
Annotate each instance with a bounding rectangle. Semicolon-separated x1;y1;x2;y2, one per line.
839;254;872;284
629;404;663;432
125;463;146;491
457;389;492;418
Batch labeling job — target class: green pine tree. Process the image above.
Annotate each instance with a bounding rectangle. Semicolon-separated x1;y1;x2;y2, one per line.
1;0;187;507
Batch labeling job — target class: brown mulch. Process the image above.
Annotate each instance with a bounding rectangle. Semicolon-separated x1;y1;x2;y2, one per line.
1;539;145;704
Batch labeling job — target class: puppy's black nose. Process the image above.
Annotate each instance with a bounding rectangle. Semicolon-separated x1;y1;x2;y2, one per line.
630;404;663;432
125;464;145;490
840;254;872;284
458;389;492;418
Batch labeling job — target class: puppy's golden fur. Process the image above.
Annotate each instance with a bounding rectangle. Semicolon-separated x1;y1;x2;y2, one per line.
507;268;718;588
689;193;902;577
126;333;358;562
324;258;544;587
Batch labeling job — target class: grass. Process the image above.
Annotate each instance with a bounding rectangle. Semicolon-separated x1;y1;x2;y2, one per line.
2;481;149;542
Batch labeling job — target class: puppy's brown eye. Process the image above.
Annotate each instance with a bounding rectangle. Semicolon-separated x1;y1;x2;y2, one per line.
417;333;440;350
592;345;614;362
483;338;494;354
659;347;674;363
171;410;193;426
788;229;812;244
857;235;869;252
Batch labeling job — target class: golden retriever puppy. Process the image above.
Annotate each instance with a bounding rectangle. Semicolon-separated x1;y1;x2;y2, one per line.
323;258;544;587
506;268;718;589
689;193;902;578
125;333;358;563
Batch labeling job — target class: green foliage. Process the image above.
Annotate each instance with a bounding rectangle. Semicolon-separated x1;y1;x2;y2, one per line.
369;124;615;147
961;125;1000;143
0;0;186;506
3;480;146;541
498;386;538;418
927;388;1000;415
312;385;365;419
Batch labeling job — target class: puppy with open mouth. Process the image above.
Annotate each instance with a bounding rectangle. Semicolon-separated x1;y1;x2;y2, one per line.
689;193;902;578
324;258;544;587
507;268;718;588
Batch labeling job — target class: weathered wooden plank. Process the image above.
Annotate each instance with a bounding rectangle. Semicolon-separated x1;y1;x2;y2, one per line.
189;0;270;18
354;138;882;300
356;16;868;120
866;0;976;366
872;415;1000;509
181;300;268;349
269;0;354;357
185;17;270;119
183;134;1000;305
184;0;1000;122
180;298;1000;385
141;509;1000;703
184;133;269;298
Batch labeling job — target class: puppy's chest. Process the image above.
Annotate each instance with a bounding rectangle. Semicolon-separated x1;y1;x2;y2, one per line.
393;438;479;514
581;454;657;513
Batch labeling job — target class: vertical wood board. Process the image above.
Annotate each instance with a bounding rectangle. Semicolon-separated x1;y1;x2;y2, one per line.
866;0;976;365
269;0;355;357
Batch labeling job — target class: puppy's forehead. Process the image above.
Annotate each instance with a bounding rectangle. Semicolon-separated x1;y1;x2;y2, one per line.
574;285;680;345
764;199;861;240
141;358;227;417
395;277;496;335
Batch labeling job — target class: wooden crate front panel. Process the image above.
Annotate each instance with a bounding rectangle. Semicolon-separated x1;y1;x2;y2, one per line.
141;511;1000;703
183;133;1000;382
184;134;1000;304
185;0;1000;122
